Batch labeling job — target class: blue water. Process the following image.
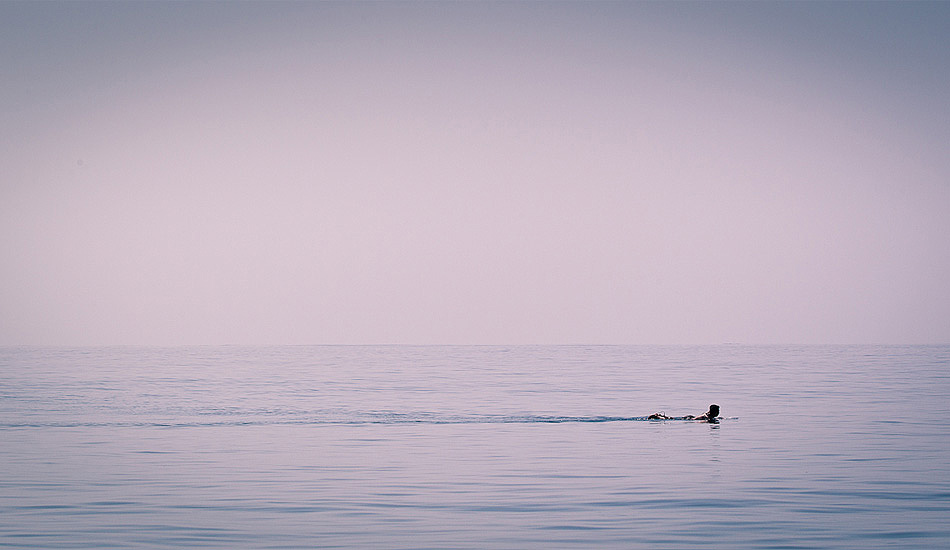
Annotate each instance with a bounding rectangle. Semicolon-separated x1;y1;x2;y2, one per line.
1;345;948;549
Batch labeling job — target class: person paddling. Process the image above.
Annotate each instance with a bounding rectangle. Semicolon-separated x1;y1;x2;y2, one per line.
649;404;720;422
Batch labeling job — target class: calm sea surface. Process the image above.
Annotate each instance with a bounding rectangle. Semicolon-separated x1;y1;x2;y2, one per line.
1;345;948;549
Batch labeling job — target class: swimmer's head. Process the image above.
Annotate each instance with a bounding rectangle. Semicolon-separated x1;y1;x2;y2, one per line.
708;404;720;417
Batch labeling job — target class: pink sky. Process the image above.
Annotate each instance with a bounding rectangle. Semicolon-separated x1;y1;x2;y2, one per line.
2;2;948;345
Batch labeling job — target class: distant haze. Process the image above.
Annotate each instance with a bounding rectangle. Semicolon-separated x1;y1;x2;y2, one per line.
2;1;948;345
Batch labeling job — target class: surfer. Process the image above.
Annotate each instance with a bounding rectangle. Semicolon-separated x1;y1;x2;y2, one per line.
649;404;720;422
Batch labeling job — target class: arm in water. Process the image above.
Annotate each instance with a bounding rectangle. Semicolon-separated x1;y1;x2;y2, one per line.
649;404;720;422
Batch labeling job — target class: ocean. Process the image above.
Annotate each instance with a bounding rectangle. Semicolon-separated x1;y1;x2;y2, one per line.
1;345;948;549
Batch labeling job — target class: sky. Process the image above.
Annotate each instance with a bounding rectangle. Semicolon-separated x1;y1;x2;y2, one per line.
1;1;948;345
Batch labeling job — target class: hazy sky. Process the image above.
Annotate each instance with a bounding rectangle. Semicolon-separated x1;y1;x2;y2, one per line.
2;1;948;345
